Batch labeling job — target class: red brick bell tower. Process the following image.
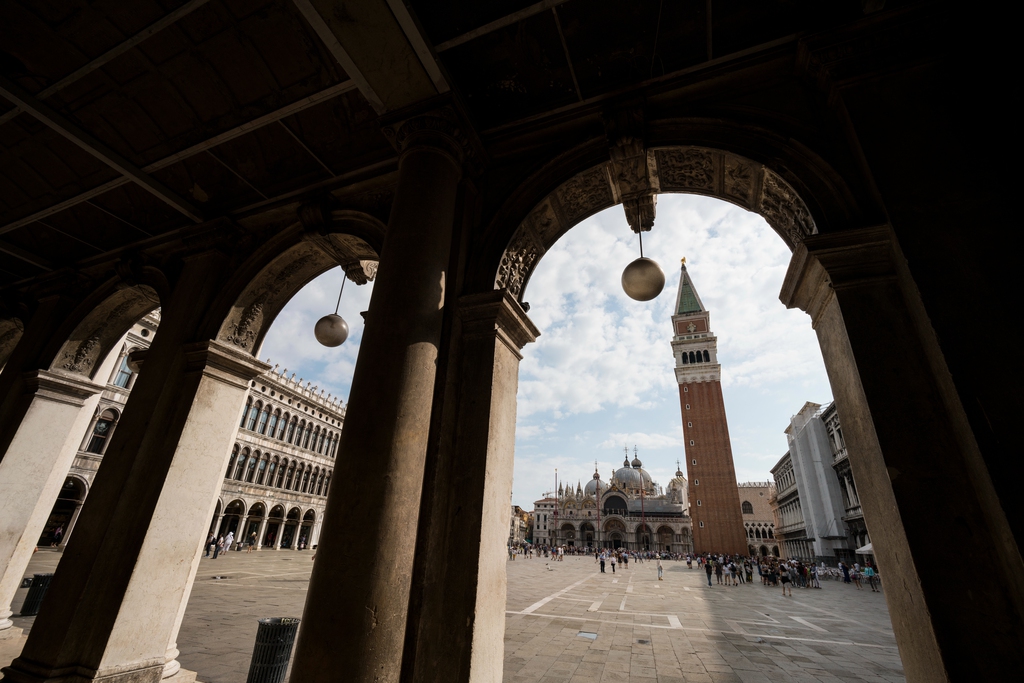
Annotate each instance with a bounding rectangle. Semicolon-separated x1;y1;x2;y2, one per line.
672;259;747;556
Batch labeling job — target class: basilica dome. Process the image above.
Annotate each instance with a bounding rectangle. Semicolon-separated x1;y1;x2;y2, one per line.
613;455;652;490
583;470;606;496
668;466;686;490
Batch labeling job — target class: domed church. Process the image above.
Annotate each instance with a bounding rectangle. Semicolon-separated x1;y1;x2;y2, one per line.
532;449;693;553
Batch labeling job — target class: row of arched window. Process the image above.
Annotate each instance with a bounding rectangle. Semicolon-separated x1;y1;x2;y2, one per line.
745;524;775;539
680;350;711;364
240;398;340;457
225;445;333;497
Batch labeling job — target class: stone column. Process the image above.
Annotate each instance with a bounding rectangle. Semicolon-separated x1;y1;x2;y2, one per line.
211;514;224;537
289;110;465;683
59;502;84;549
256;517;269;550
2;311;267;683
780;226;1024;682
407;291;538;683
0;370;102;634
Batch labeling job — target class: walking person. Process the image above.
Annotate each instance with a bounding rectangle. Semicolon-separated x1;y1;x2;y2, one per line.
610;553;617;574
852;566;863;590
864;563;879;592
204;532;215;557
50;526;63;548
224;530;235;553
213;535;224;559
247;531;257;553
779;564;793;596
705;559;714;587
715;560;724;585
599;551;606;573
657;558;664;581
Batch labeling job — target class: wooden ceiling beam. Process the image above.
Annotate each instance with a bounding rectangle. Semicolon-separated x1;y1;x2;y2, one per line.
0;80;357;236
0;76;204;223
0;0;214;128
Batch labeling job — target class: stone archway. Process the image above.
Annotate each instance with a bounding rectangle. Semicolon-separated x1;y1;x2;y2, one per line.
493;146;816;301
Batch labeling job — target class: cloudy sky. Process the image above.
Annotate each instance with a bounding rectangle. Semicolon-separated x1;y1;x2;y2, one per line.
261;194;833;510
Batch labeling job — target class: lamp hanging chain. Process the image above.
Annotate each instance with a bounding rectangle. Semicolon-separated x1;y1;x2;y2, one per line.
334;271;346;315
639;230;644;258
636;201;644;257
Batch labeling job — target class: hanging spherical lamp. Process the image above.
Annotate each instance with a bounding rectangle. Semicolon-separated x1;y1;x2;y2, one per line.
314;270;350;347
621;228;665;301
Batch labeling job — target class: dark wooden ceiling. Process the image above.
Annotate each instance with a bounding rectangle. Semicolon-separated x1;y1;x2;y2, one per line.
0;0;902;287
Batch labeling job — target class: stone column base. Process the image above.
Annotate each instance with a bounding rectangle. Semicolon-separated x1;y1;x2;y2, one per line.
163;669;198;683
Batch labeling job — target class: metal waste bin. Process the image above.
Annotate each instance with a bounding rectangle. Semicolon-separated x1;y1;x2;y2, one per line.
20;573;54;616
246;617;300;683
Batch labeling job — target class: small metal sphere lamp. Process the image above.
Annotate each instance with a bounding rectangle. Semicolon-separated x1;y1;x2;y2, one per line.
314;271;350;347
621;230;665;301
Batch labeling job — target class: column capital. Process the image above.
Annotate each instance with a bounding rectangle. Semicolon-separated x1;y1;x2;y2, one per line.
459;290;540;357
379;101;478;171
182;339;270;390
22;369;104;406
779;225;895;324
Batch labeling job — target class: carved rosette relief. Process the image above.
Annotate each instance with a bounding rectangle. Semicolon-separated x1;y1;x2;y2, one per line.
656;148;715;192
58;293;153;377
221;247;333;352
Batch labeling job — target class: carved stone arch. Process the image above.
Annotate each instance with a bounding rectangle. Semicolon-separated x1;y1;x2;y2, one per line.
214;210;384;356
0;318;24;368
51;285;159;379
492;146;818;301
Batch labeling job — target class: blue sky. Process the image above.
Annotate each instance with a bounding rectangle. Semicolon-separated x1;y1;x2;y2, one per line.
261;194;833;510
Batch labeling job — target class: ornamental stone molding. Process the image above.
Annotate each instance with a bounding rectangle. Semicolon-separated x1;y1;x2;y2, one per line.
379;104;478;170
52;286;159;379
494;146;817;300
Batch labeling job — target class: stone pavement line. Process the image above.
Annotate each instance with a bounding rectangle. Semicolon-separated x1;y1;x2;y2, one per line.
520;572;598;614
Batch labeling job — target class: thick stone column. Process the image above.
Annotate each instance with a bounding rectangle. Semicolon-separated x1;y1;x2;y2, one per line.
289;110;465;683
407;291;538;683
0;371;102;634
780;226;1024;681
255;517;269;550
2;274;268;683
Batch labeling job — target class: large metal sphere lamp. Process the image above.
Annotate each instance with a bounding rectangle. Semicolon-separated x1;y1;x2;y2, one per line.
621;230;665;301
314;270;350;347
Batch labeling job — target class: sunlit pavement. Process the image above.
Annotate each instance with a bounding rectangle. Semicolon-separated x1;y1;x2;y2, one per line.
5;551;903;682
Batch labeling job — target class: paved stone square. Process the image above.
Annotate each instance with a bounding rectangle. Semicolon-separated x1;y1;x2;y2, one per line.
3;551;903;682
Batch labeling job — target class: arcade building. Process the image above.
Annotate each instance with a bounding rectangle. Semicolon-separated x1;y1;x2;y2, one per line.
532;454;693;553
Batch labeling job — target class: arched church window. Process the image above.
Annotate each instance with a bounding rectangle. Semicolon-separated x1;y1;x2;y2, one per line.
302;469;311;493
703;350;710;362
113;355;133;388
303;426;313;449
235;449;249;480
768;527;774;539
246;453;258;482
257;406;270;434
688;351;696;364
276;459;288;488
267;458;278;487
323;473;331;496
86;410;119;454
247;403;260;431
268;411;279;438
285;464;296;489
278;413;290;439
318;431;327;453
226;446;240;478
316;473;325;496
742;501;754;514
256;455;269;485
240;399;252;428
681;353;688;364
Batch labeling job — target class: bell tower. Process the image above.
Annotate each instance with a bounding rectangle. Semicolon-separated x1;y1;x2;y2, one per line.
671;259;747;555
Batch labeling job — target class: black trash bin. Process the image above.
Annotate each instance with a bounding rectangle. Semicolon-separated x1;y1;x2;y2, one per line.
246;617;300;683
20;573;54;616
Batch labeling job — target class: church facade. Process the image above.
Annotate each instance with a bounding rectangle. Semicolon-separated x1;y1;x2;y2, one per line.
672;262;748;555
532;455;693;553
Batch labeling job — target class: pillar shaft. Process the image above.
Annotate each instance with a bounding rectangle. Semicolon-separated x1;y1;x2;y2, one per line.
0;371;102;630
781;226;1024;681
3;250;268;683
407;291;538;683
290;119;463;683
